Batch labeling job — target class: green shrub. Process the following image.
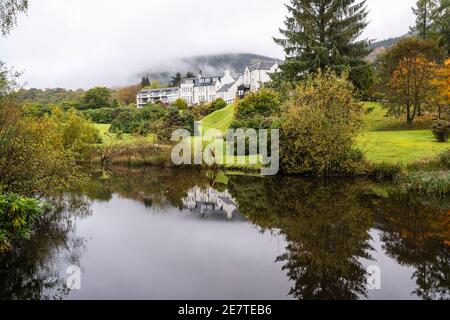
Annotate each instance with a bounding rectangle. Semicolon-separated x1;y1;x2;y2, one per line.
231;89;280;130
280;70;364;175
110;105;167;135
172;98;188;110
432;120;450;142
370;162;402;180
209;98;227;113
0;193;45;252
84;107;116;124
59;109;102;162
155;106;196;142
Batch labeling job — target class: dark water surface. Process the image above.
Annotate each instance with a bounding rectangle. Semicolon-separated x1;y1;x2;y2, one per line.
1;167;449;300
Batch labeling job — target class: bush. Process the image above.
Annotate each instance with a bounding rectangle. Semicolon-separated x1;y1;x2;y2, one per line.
432;120;450;142
59;109;102;162
155;107;196;142
231;88;281;130
209;98;227;113
0;193;45;252
370;162;402;180
191;103;211;119
280;70;364;175
0;105;79;197
109;105;167;135
84;107;116;124
172;98;188;110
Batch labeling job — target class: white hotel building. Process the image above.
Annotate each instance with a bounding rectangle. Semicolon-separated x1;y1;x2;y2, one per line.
136;61;279;108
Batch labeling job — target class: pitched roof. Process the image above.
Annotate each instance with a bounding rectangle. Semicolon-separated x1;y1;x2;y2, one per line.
248;61;278;71
217;82;235;93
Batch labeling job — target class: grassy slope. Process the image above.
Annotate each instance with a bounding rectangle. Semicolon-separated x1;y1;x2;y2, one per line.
201;104;235;133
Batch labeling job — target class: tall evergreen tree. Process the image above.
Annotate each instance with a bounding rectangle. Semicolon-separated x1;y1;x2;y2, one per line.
411;0;439;40
273;0;372;90
170;72;183;87
434;0;450;53
140;75;150;88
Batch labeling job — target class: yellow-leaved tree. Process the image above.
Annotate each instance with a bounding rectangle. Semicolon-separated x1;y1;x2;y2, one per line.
431;58;450;119
387;55;437;125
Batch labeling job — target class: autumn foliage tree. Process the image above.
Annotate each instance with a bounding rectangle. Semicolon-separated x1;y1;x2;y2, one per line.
386;55;437;125
113;84;141;106
377;37;445;117
431;58;450;119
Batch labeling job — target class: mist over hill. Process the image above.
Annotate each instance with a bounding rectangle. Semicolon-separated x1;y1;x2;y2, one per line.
136;53;283;84
137;36;412;85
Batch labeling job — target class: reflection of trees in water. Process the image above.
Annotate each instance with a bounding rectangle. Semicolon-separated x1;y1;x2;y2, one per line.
372;194;450;300
3;166;447;300
229;175;450;300
229;176;374;300
80;166;211;210
0;195;91;300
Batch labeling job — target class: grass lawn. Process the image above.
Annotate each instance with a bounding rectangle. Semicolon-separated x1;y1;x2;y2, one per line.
360;102;448;164
357;130;449;163
362;102;434;131
94;124;155;145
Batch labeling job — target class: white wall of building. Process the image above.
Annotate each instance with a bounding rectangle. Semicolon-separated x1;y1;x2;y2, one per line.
137;64;279;108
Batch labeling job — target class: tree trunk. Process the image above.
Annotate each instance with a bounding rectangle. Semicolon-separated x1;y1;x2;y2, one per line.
407;103;416;126
407;105;413;126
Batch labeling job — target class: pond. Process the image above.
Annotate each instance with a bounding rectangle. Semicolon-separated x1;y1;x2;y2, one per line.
0;167;449;300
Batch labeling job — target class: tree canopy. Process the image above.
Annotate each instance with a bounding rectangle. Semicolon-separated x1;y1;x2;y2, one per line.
274;0;372;91
0;0;27;36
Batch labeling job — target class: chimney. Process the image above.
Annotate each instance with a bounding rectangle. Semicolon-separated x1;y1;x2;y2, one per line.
198;70;203;79
224;69;231;78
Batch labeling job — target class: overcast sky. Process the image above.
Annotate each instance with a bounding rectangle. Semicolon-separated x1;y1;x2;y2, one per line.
0;0;417;89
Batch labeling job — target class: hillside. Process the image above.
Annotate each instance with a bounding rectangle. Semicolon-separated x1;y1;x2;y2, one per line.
201;104;236;134
366;33;413;63
137;53;283;84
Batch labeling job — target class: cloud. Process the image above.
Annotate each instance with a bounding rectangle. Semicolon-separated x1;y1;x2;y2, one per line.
0;0;416;89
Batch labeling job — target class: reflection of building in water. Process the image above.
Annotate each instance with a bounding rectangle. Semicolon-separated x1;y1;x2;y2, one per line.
182;187;244;221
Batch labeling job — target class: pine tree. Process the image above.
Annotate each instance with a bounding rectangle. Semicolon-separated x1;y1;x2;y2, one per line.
273;0;371;90
170;72;183;87
411;0;439;40
434;0;450;53
141;75;150;88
